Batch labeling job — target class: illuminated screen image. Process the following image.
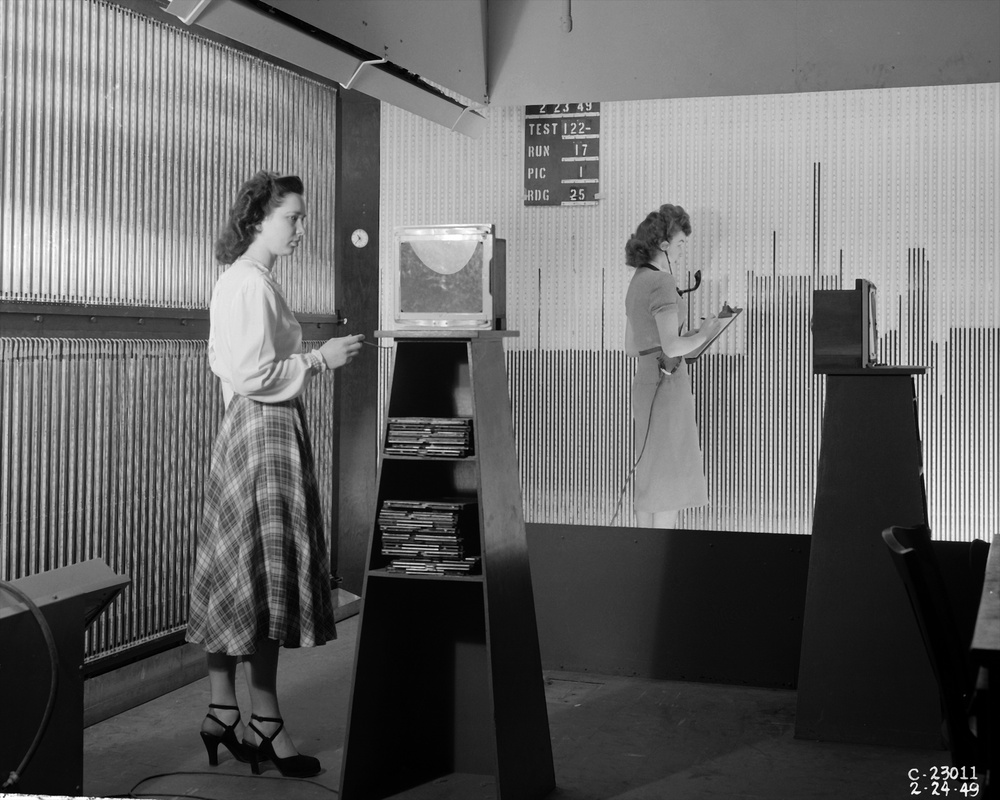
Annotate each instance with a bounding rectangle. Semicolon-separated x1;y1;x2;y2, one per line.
398;239;485;314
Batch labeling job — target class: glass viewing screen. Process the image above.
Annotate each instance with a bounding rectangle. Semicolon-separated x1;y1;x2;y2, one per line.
394;224;497;328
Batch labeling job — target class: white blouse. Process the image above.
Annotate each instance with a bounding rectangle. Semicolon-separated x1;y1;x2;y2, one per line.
207;257;322;408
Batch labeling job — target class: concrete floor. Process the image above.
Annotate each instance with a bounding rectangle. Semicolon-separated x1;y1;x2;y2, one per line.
81;614;964;800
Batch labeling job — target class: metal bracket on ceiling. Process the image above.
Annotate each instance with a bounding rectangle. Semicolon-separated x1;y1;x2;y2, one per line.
451;106;475;132
164;0;215;26
343;58;388;91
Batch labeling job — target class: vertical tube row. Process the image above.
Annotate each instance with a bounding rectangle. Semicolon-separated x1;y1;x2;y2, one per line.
0;0;337;311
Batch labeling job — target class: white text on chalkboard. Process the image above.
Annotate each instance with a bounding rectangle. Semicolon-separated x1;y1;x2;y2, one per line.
524;102;601;207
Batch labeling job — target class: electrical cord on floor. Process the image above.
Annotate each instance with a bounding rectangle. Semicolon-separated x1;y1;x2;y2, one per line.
610;372;664;524
0;579;60;792
119;771;339;799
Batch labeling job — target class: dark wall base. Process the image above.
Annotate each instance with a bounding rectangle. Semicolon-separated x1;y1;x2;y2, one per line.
73;525;978;749
83;590;360;727
525;524;811;689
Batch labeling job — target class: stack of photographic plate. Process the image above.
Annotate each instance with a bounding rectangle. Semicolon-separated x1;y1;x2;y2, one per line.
384;417;473;458
378;499;480;576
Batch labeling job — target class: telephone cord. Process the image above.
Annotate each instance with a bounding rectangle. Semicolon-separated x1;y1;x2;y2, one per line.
0;580;59;791
609;371;664;524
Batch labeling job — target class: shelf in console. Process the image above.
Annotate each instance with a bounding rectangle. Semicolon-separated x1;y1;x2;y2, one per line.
343;330;553;800
366;568;484;583
382;453;477;462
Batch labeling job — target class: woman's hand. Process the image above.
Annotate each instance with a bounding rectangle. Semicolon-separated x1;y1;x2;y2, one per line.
657;352;683;376
318;334;365;369
696;314;723;339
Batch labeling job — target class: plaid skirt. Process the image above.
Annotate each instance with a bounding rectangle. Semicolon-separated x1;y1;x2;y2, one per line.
186;395;336;655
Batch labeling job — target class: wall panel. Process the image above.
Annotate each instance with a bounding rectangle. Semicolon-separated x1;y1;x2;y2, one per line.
0;0;340;663
0;337;337;660
0;0;337;311
380;84;998;540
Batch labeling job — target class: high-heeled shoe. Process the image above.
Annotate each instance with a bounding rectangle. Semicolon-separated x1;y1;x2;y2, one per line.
243;713;321;778
200;703;251;765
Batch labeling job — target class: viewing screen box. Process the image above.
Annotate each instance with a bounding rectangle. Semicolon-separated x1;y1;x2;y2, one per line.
393;224;506;330
813;278;879;373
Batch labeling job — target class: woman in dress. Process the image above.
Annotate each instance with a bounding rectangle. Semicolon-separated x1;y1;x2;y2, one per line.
186;171;364;777
624;204;720;529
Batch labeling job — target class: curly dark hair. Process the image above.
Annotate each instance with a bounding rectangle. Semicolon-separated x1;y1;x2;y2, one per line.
214;171;305;264
624;203;691;268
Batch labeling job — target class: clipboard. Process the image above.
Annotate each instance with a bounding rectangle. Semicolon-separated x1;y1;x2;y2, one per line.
685;305;743;362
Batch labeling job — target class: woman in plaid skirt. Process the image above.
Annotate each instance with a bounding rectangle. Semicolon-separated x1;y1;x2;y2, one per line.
186;172;364;778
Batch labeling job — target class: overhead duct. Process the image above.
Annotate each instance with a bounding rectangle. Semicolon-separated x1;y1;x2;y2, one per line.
164;0;487;138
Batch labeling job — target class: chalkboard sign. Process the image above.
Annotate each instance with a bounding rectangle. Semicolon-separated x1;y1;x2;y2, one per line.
524;103;600;206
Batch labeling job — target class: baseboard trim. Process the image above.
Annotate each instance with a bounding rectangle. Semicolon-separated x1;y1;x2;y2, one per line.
84;589;361;727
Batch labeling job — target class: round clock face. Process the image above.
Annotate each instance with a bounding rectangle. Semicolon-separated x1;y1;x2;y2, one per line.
351;229;369;248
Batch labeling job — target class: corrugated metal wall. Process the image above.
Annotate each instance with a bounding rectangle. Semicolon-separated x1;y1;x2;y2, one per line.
0;0;339;662
379;84;999;540
0;0;337;309
0;337;337;661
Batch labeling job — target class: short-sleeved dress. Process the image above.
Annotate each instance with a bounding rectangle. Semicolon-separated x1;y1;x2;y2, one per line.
624;265;709;514
185;257;336;656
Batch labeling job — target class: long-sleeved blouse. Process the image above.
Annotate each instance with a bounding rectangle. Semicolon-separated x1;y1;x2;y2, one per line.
208;257;319;407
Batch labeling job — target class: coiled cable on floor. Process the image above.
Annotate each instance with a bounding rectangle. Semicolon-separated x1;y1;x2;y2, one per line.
0;579;60;791
124;770;339;799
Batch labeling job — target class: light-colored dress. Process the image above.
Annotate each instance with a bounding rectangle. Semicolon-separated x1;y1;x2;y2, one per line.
624;266;709;514
186;256;335;655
